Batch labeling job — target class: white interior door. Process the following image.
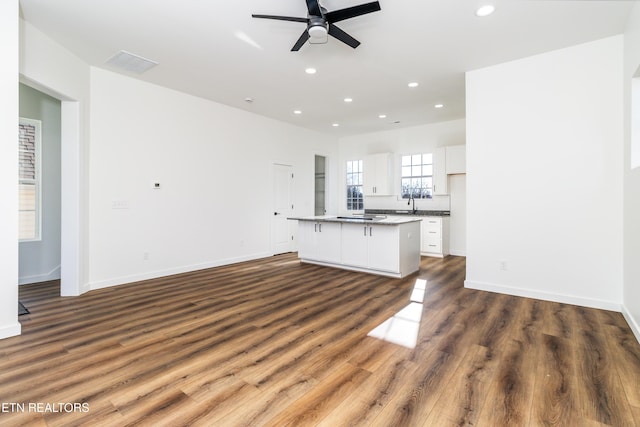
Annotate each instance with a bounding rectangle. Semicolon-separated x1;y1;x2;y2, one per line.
272;163;293;254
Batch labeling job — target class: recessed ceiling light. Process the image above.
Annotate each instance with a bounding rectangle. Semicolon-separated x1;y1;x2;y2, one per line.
293;110;302;115
332;123;340;127
244;97;253;103
305;67;317;74
408;82;419;88
434;104;444;109
344;98;353;103
378;114;387;119
476;5;495;17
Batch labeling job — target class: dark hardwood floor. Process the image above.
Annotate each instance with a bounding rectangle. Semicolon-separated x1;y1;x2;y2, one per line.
1;254;639;426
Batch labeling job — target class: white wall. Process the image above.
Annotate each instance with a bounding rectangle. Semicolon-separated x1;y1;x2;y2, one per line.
19;84;62;285
466;36;624;310
88;68;337;289
0;0;21;339
623;5;640;341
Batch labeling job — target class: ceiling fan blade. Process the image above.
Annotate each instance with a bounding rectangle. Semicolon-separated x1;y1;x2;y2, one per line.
291;30;310;51
251;14;308;23
328;24;360;49
306;0;322;17
325;1;381;23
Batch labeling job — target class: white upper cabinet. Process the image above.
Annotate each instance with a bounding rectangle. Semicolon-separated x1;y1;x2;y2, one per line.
432;147;448;195
363;153;394;196
445;145;466;174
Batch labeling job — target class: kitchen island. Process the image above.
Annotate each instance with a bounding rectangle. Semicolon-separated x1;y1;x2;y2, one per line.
288;215;422;278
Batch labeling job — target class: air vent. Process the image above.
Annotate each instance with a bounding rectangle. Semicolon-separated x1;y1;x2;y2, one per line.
105;50;158;74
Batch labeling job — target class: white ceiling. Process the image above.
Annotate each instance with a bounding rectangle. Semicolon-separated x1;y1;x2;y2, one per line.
19;0;634;136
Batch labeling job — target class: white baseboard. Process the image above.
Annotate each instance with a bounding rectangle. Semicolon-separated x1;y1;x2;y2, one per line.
449;249;467;257
89;252;273;291
0;322;21;340
464;280;622;312
622;305;640;345
19;265;61;285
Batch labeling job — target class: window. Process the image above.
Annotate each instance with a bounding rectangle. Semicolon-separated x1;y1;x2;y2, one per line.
18;118;41;241
401;153;433;199
346;160;364;210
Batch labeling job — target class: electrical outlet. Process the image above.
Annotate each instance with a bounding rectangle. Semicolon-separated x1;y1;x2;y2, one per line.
143;252;149;261
499;260;507;271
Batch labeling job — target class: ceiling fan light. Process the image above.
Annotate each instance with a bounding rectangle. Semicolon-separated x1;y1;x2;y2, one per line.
308;25;327;39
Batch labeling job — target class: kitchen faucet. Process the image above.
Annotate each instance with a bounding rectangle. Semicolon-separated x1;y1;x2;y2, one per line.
408;194;417;214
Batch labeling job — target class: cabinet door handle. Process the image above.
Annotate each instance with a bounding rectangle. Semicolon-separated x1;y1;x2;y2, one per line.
315;223;317;232
369;226;373;236
319;223;322;232
364;226;367;236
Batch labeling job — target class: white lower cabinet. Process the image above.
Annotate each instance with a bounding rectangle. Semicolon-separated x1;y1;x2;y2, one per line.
341;223;399;273
421;216;450;258
296;220;420;278
340;224;369;268
298;221;341;264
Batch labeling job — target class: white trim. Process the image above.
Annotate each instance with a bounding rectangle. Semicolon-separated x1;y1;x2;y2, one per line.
622;305;640;345
0;323;21;340
449;249;467;257
89;252;272;291
464;280;622;312
299;259;415;279
60;101;84;296
19;264;60;285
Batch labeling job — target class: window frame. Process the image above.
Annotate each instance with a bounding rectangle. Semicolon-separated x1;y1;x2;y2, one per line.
400;153;433;199
346;159;364;211
18;117;42;242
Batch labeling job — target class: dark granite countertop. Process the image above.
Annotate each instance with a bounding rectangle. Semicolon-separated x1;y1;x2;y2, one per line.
365;209;450;217
287;215;422;225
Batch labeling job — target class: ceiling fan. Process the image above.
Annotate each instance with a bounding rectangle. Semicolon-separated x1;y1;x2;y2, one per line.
252;0;381;51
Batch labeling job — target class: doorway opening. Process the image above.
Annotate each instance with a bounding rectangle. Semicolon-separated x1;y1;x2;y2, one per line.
19;76;84;297
18;84;62;293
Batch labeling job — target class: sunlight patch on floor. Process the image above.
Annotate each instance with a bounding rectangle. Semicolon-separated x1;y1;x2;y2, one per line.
367;278;427;348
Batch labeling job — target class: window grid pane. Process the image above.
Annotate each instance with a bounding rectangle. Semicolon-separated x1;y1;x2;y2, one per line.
346;160;364;210
400;153;433;199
